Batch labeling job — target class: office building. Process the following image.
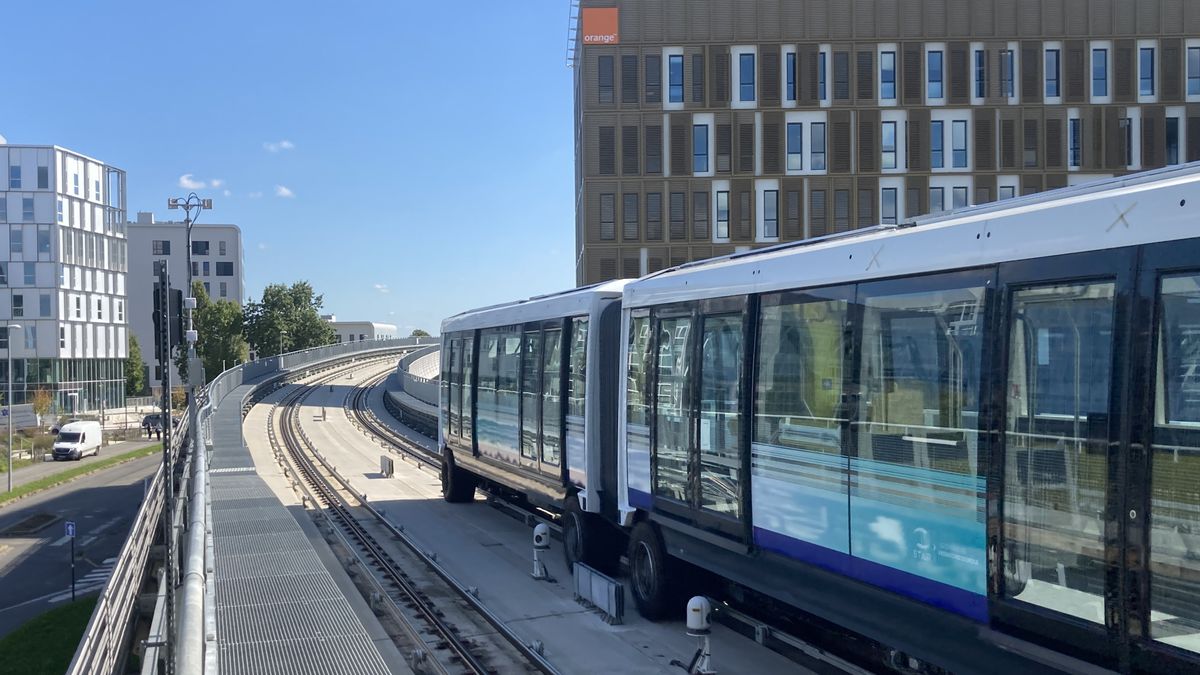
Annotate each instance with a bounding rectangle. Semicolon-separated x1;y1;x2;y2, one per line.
127;212;244;388
322;315;398;343
574;0;1200;284
0;144;128;410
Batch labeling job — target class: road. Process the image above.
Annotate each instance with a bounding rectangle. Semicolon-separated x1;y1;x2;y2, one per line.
4;438;158;489
0;454;160;638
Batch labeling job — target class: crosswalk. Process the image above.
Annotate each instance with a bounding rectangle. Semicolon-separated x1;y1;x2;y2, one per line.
48;557;116;604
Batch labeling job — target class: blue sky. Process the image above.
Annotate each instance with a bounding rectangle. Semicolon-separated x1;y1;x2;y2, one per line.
2;1;575;335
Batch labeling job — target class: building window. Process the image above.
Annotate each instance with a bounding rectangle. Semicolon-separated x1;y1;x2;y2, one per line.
72;174;79;195
1092;48;1108;97
931;120;945;168
669;55;684;103
74;296;81;318
952;186;968;209
58;327;65;349
220;281;228;298
974;50;986;98
1046;49;1060;97
952;120;968;168
881;51;896;100
8;166;20;189
819;51;827;101
24;326;34;350
192;240;209;255
833;52;849;100
1000;185;1016;200
22;198;33;222
598;55;614;103
152;240;170;255
1140;47;1155;96
219;240;226;256
97;298;103;320
0;197;5;223
716;191;730;239
786;52;796;101
622;193;639;240
930;187;945;213
881;188;898;224
645;55;662;103
834;190;850;230
204;282;210;295
739;53;756;101
117;300;124;322
692;53;705;102
928;50;944;98
216;262;234;276
599;193;615;240
1069;118;1082;167
1120;117;1133;166
1167;117;1181;165
9;228;22;254
693;124;709;173
191;261;199;278
93;180;100;200
12;294;23;318
1190;47;1200;95
811;122;826;170
786;123;803;170
39;293;50;318
202;261;210;276
37;228;49;255
763;190;778;238
1002;49;1015;97
24;263;34;285
56;200;63;223
882;121;898;169
37;166;48;190
0;263;7;285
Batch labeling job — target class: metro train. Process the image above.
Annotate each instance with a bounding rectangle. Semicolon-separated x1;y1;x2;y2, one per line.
439;164;1200;674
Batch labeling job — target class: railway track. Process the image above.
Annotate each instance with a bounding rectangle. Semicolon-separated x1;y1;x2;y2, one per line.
267;361;559;675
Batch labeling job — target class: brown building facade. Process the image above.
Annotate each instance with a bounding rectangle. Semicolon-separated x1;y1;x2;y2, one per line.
573;0;1200;285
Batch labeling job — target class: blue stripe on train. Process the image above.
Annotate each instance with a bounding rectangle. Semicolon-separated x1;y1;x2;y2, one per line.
629;488;652;509
753;526;988;622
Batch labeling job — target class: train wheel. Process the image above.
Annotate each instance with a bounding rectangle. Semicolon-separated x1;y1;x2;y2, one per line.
441;449;476;503
628;521;672;620
562;496;592;574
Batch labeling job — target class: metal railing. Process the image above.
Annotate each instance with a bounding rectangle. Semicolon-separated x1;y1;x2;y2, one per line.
396;344;440;407
65;335;437;675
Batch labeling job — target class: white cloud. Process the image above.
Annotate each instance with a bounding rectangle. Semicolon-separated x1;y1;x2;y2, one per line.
178;173;206;189
274;185;295;198
257;242;268;250
248;191;263;198
373;283;390;294
263;140;295;153
210;178;225;188
223;189;232;197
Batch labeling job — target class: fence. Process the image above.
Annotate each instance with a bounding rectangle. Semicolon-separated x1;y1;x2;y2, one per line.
66;335;437;675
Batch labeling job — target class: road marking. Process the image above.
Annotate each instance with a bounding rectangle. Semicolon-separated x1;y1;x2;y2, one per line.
49;535;71;547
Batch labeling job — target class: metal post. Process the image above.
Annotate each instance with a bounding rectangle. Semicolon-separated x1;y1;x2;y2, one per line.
155;261;175;674
7;323;21;493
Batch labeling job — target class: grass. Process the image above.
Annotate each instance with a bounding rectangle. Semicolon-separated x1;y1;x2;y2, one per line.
0;594;98;675
0;442;163;507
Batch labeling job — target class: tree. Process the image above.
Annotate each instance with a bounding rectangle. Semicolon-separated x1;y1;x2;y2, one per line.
174;282;250;385
126;334;147;396
410;329;431;338
243;281;336;355
31;388;52;426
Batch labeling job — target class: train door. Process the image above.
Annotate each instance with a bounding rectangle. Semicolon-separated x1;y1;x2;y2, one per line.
540;325;565;479
1125;239;1200;673
564;318;589;485
992;247;1135;667
519;325;542;471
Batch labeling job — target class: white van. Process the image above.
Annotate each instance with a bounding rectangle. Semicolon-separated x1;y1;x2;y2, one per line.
52;420;103;461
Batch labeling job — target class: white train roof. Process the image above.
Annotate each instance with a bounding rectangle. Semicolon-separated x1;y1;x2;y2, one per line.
625;163;1200;308
442;279;630;333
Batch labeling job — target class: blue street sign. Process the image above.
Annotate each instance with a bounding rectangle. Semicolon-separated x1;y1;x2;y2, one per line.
1;408;8;417
65;521;76;538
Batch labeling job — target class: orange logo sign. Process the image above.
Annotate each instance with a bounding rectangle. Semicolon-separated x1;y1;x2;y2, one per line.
581;7;619;45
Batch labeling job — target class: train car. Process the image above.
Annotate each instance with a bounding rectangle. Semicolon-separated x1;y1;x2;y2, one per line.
615;164;1200;674
439;281;628;570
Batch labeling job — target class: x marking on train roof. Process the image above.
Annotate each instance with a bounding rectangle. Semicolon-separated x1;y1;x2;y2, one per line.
865;245;882;271
1106;202;1136;232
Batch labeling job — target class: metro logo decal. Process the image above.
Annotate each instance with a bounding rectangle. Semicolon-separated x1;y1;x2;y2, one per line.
581;7;619;45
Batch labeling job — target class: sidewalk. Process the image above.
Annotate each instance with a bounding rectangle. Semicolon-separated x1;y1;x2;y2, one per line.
2;439;160;491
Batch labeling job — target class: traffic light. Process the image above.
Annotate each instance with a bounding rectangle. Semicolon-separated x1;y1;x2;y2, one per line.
152;284;186;364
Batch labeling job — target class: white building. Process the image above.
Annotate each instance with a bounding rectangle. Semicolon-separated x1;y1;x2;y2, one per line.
0;144;128;411
127;212;244;388
322;315;397;343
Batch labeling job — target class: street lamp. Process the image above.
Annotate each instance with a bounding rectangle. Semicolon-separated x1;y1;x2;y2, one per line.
167;193;212;372
279;329;287;356
6;323;21;493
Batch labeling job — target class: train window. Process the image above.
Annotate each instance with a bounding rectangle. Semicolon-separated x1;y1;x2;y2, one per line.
520;327;542;461
698;313;743;518
626;315;652;494
1149;274;1200;652
461;335;474;442
447;338;459;438
1001;281;1114;623
753;293;851;553
564;318;589;470
854;279;987;593
541;327;563;466
476;330;501;459
654;313;693;502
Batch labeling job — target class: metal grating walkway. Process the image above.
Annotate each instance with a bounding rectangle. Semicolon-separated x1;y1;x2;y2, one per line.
209;380;394;675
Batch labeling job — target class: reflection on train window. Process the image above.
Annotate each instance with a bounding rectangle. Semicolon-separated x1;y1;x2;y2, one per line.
698;313;743;518
654;314;693;502
520;327;541;461
447;338;460;437
1150;274;1200;653
541;328;563;466
461;336;473;442
854;282;987;593
564;318;589;470
626;316;652;488
1002;281;1114;624
475;327;521;461
752;295;850;553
